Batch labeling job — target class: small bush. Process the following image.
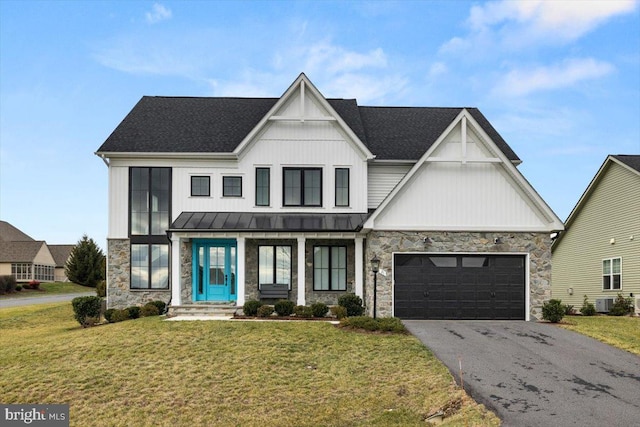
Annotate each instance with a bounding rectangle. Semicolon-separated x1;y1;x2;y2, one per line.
257;305;274;318
96;280;106;298
149;300;167;314
243;299;263;316
338;293;364;317
542;299;565;323
141;303;160;317
274;299;295;316
609;293;634;316
0;275;18;294
29;280;40;290
564;304;574;315
127;306;140;319
103;308;117;323
71;296;103;327
340;316;407;333
330;305;347;319
294;305;313;318
580;295;596;316
311;302;329;318
377;317;407;333
111;309;130;323
15;284;22;291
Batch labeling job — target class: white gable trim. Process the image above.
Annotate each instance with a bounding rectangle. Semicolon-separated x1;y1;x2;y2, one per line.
363;109;564;232
233;73;374;160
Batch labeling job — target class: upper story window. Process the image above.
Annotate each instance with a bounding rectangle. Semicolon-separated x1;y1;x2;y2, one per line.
603;257;622;290
191;176;210;197
130;167;171;236
255;168;270;206
223;176;242;197
335;168;349;207
283;167;322;207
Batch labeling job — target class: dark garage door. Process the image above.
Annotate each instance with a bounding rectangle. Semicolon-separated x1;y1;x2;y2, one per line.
394;254;525;320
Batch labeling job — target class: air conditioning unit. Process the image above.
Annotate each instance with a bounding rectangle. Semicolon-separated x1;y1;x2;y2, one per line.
635;298;640;316
595;298;614;313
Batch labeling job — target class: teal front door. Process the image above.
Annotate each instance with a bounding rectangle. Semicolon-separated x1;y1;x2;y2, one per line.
193;240;237;302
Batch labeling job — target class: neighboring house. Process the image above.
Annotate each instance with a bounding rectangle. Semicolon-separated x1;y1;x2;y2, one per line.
552;155;640;314
0;221;56;282
49;245;74;282
96;73;563;320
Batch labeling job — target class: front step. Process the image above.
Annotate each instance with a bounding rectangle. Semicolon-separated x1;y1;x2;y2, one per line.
168;304;239;318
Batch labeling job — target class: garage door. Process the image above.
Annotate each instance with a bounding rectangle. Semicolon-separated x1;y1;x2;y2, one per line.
394;254;525;320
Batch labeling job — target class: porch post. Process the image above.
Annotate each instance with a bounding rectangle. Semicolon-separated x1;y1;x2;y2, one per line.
236;236;245;306
170;235;181;306
297;237;306;306
354;237;364;299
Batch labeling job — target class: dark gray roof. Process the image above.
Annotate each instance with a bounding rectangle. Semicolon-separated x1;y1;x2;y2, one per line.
613;155;640;173
97;96;519;161
0;221;35;242
48;244;74;267
0;241;47;263
170;212;369;232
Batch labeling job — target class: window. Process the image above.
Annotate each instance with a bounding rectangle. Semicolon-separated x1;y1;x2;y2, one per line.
314;246;347;291
11;263;32;281
255;168;270;206
258;246;291;288
191;176;210;197
223;176;242;197
335;168;349;206
12;263;54;282
129;167;171;290
283;168;322;206
603;257;622;290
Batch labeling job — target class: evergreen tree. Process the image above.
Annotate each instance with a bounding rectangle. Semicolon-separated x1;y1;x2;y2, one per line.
65;235;106;288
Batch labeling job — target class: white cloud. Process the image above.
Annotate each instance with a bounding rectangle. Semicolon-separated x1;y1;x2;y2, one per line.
428;62;447;77
145;3;172;24
493;58;614;97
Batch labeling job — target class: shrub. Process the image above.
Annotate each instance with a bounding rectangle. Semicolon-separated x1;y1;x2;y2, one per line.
274;299;295;316
377;317;407;333
257;305;274;318
564;305;574;315
340;316;407;333
294;305;313;318
243;299;263;316
542;299;565;323
65;234;105;288
29;280;40;290
111;309;130;323
311;302;329;318
609;293;634;316
103;308;117;323
15;284;22;291
141;303;160;317
151;300;167;314
71;296;103;327
0;275;18;293
330;305;347;320
338;293;364;317
127;306;141;319
580;295;596;316
96;280;106;298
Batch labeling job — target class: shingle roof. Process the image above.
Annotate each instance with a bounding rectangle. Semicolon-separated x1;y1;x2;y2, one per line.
97;96;520;161
0;241;47;263
0;221;35;242
612;155;640;173
48;244;74;267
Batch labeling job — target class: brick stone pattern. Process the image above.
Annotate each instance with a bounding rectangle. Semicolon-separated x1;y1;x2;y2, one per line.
364;231;553;320
180;240;193;304
304;239;356;306
106;238;171;309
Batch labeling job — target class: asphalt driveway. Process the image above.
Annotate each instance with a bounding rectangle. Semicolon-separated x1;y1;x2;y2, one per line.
0;292;94;309
403;320;640;427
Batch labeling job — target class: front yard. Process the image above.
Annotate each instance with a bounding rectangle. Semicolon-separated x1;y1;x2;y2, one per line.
559;315;640;356
0;303;498;426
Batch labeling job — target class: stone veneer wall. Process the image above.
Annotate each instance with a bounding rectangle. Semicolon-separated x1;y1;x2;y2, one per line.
106;238;171;309
180;240;193;304
365;231;553;320
305;239;356;305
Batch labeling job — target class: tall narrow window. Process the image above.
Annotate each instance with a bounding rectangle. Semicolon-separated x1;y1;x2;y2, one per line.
335;168;349;207
283;168;322;206
191;176;210;197
258;246;291;288
255;168;270;206
223;176;242;197
603;257;622;290
313;246;347;291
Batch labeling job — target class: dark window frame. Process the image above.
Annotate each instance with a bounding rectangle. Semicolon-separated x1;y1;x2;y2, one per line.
129;167;172;237
313;245;347;291
255;167;270;206
190;176;211;197
335;168;349;207
258;245;292;290
130;243;170;290
282;167;322;207
223;176;242;197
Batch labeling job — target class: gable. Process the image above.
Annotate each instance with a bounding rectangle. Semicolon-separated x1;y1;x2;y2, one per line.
364;110;564;232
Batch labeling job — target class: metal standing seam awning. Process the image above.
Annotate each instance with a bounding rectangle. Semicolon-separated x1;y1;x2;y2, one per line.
169;212;370;233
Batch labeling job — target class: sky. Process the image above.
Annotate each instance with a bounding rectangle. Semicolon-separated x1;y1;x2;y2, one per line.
1;0;639;250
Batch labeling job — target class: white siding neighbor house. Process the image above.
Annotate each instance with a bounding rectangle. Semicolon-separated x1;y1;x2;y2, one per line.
96;73;563;320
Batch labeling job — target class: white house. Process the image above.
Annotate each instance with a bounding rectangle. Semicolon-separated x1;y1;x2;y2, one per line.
96;73;563;320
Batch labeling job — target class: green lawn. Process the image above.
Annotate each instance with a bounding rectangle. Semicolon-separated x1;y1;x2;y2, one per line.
0;303;499;427
0;282;93;299
559;315;640;355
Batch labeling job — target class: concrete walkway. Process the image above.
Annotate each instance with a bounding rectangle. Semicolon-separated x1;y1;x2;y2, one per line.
0;292;95;308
